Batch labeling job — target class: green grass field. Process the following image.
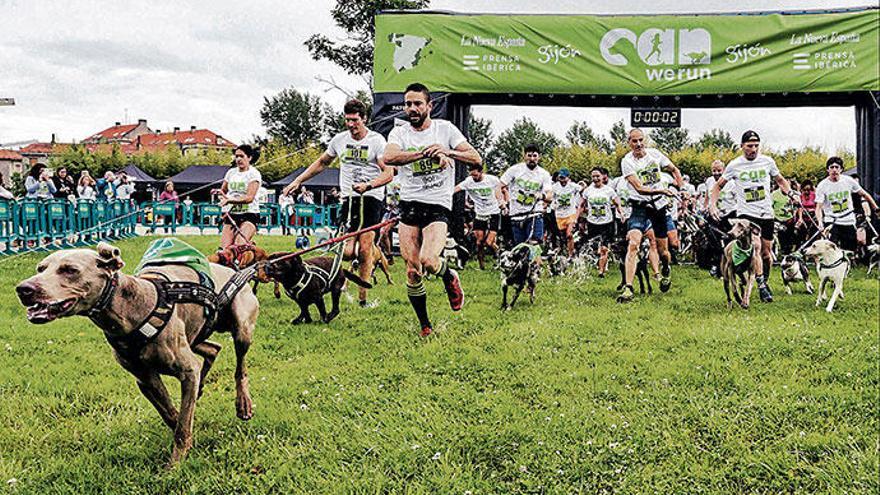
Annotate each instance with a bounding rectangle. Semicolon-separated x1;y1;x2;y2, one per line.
0;235;877;494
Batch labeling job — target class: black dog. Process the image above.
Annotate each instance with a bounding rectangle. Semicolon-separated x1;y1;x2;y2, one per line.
498;244;540;310
259;253;372;324
612;237;652;294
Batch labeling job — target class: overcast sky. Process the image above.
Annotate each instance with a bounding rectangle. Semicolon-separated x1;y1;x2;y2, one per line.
0;0;872;152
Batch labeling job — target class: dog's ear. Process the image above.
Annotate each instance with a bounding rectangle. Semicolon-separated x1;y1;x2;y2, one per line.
96;242;124;271
749;224;762;237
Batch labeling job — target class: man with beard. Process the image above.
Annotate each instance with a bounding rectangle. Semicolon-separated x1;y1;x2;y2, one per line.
617;129;682;303
500;143;554;247
710;130;797;303
383;83;482;337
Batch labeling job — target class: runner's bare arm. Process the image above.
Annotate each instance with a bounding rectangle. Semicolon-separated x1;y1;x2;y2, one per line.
708;177;727;219
625;174;669;197
774;174;793;196
664;163;684;188
383;143;427;166
284;152;334;195
858;189;879;213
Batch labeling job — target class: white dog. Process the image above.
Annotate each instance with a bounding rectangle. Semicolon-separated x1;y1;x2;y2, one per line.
804;239;850;312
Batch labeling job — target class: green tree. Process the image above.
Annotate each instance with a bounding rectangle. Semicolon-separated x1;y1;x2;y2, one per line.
566;121;612;153
649;127;690;153
695;128;735;151
467;114;494;169
489;117;560;171
305;0;429;81
609;120;627;146
260;88;332;149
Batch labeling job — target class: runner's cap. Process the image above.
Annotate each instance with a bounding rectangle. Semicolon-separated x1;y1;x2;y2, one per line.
558;168;570;178
741;130;760;143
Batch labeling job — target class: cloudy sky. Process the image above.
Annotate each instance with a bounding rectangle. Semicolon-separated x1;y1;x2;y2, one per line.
0;0;872;152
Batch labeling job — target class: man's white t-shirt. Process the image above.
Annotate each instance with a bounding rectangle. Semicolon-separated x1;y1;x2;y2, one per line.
718;180;737;216
457;174;501;218
552;181;581;218
387;119;467;210
815;175;864;226
224;166;262;214
620;148;673;208
582;184;618;225
500;163;553;218
327;130;387;201
611;176;633;220
722;153;780;219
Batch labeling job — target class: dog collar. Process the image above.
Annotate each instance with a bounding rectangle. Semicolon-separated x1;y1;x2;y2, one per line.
86;272;119;317
820;255;848;271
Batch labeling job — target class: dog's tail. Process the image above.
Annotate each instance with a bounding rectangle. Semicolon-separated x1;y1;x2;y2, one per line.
343;269;373;289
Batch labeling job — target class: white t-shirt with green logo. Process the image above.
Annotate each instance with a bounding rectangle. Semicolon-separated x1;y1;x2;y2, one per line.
387;119;467;210
552;181;581;218
457;174;501;218
223;167;262;214
815;175;864;226
620;148;673;208
722;154;780;219
500;163;553;218
582;184;617;225
611;176;633;220
327;130;387;201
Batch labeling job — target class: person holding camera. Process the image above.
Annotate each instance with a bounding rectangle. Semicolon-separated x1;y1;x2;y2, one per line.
52;167;75;199
77;171;97;200
25;163;57;200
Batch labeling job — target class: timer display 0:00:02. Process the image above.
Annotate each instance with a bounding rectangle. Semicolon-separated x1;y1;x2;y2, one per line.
633;110;679;125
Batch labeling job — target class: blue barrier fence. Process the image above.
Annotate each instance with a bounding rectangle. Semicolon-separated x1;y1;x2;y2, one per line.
0;199;342;254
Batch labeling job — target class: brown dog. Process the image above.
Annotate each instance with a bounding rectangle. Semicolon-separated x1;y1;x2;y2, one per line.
367;243;393;285
208;244;281;298
720;219;762;309
16;242;259;466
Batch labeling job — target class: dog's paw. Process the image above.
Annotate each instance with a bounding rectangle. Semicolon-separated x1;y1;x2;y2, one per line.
784;286;792;296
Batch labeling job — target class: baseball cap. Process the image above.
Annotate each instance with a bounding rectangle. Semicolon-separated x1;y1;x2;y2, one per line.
558;168;570;178
741;130;760;143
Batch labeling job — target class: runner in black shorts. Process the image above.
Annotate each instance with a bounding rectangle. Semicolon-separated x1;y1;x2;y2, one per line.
579;167;624;277
215;144;262;253
284;98;393;306
455;163;503;269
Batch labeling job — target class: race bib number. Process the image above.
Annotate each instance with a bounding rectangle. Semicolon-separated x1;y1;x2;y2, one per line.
557;195;572;207
516;192;537;205
744;187;766;203
831;199;849;213
411;158;442;177
590;205;607;218
638;169;661;186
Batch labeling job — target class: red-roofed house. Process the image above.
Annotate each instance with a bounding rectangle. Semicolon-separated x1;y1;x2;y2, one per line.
0;149;24;186
136;126;235;155
82;118;153;145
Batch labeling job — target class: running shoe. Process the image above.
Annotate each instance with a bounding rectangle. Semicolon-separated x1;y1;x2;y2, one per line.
420;325;433;337
444;268;464;311
759;284;774;303
616;285;634;303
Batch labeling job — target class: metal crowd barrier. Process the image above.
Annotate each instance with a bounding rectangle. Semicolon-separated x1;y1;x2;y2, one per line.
0;199;343;255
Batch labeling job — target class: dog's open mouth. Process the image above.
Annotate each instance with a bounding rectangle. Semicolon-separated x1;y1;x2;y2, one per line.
26;298;77;323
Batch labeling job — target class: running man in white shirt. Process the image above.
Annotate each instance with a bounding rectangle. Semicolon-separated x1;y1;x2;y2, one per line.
617;129;683;302
500;143;554;246
710;130;797;303
282;99;394;307
454;163;503;269
815;156;877;252
383;83;482;337
552;168;581;258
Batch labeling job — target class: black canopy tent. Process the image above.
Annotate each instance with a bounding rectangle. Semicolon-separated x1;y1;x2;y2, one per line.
271;168;340;203
119;164;155;183
161;165;231;201
371;7;880;238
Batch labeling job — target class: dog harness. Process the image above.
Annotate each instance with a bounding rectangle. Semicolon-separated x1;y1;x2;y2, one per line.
91;238;257;360
731;242;753;268
285;263;332;300
216;244;255;268
819;254;849;271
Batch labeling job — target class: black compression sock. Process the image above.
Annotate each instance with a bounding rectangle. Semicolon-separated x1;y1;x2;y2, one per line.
763;258;771;278
407;282;431;328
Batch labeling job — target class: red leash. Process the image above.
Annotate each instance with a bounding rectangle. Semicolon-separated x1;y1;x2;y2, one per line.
267;217;398;265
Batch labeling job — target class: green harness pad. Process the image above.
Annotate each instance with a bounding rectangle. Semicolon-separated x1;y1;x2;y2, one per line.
136;238;214;289
514;242;542;261
732;242;753;268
